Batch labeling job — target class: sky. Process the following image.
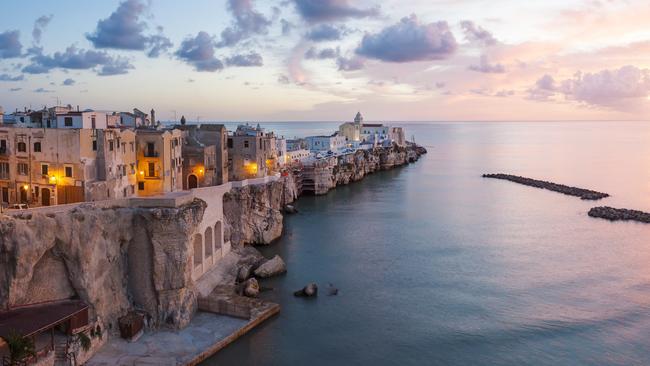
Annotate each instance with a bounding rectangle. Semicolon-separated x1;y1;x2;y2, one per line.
1;0;650;122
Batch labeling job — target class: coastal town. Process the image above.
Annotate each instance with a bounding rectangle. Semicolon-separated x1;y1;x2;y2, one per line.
0;103;424;365
0;106;406;208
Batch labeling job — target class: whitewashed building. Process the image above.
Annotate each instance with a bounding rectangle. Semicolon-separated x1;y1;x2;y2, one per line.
305;134;347;153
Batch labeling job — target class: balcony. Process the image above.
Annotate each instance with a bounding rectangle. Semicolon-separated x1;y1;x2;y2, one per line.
0;146;6;155
144;151;159;158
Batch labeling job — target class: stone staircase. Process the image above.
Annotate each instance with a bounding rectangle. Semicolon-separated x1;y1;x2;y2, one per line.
54;339;71;366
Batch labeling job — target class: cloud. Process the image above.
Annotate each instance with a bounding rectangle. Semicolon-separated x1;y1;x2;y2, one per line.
281;19;294;36
468;55;505;73
176;32;224;72
146;30;174;58
33;15;53;44
337;55;364;71
86;0;172;57
529;66;650;109
98;57;134;75
0;30;23;58
305;24;343;42
278;74;290;84
305;47;339;59
0;74;24;81
23;45;134;75
62;78;75;86
460;21;497;46
225;52;264;67
34;87;53;93
9;87;21;92
356;15;457;63
218;0;271;47
294;0;379;23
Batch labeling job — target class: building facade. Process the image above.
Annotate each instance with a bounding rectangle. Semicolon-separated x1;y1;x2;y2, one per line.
227;124;278;181
135;129;183;196
305;134;347;153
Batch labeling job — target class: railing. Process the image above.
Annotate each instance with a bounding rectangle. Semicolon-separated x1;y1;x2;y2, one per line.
143;151;159;158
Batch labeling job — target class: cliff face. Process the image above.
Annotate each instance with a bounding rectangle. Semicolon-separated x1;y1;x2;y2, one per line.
0;199;206;331
223;176;297;247
305;143;425;195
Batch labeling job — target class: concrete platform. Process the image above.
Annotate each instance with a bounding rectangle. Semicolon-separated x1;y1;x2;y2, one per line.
87;304;279;366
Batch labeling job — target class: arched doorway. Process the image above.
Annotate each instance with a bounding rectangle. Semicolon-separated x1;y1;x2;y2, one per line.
19;186;28;203
41;188;51;206
214;221;222;250
188;174;198;189
193;234;203;269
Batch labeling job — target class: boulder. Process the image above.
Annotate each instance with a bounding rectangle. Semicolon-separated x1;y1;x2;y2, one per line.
253;255;287;278
284;205;298;214
243;278;260;298
237;265;253;282
294;283;318;297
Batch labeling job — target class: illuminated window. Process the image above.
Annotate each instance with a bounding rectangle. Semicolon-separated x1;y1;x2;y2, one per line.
65;166;73;178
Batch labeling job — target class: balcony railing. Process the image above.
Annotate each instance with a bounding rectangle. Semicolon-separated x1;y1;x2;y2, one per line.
144;151;159;158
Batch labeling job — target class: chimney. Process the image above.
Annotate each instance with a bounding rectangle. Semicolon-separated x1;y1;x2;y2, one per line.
77;105;80;112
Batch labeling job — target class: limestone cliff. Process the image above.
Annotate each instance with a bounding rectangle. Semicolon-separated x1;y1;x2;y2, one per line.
0;199;206;331
223;176;297;247
305;143;426;195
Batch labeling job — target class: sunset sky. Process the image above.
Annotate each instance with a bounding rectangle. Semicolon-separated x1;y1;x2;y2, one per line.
1;0;650;122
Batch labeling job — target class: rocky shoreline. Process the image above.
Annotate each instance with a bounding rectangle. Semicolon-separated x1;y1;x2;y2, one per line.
482;173;609;200
588;206;650;224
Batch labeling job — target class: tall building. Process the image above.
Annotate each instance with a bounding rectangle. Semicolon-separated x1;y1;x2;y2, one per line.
135;129;183;196
227;124;278;181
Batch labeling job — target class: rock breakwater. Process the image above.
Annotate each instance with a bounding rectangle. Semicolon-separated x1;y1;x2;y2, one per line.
482;173;609;200
588;206;650;223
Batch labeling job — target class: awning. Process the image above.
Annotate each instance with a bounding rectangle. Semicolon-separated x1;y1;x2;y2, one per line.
0;300;88;339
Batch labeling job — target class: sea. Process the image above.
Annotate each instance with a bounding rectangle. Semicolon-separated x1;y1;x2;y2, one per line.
203;121;650;366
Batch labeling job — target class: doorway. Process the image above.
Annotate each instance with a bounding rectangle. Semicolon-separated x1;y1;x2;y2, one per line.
41;188;51;206
188;174;198;189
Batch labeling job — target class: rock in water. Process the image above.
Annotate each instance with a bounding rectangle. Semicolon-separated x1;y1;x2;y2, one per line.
253;255;287;278
243;278;260;298
294;283;318;297
284;205;298;214
327;283;338;296
237;264;253;282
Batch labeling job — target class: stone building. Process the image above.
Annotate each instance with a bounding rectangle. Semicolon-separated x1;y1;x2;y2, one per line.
338;111;363;143
181;137;217;190
0;127;137;206
227;124;278;181
135;128;183;196
305;134;347;153
177;124;229;186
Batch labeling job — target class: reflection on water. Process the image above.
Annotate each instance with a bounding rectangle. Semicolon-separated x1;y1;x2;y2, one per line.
207;122;650;366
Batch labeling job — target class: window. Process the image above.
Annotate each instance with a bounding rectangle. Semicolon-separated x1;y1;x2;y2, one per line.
138;181;145;190
92;140;97;151
17;142;26;152
19;117;24;123
244;140;249;148
227;138;233;148
109;140;114;151
0;140;6;152
33;142;41;152
91;117;96;129
41;164;48;175
0;163;10;179
148;162;155;177
65;166;73;178
17;163;28;175
64;117;73;127
122;143;126;153
146;142;155;157
122;165;126;175
130;142;134;152
130;163;135;174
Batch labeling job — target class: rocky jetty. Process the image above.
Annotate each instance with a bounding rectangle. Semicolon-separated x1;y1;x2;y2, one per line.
482;173;609;200
588;206;650;223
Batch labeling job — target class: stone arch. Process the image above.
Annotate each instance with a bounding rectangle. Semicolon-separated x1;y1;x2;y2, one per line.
214;221;222;250
204;227;213;259
193;233;203;268
188;174;198;189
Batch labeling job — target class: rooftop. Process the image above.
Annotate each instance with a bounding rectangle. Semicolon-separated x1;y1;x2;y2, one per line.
0;300;88;339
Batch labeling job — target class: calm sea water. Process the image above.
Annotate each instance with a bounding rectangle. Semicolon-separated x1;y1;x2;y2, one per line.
206;122;650;366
